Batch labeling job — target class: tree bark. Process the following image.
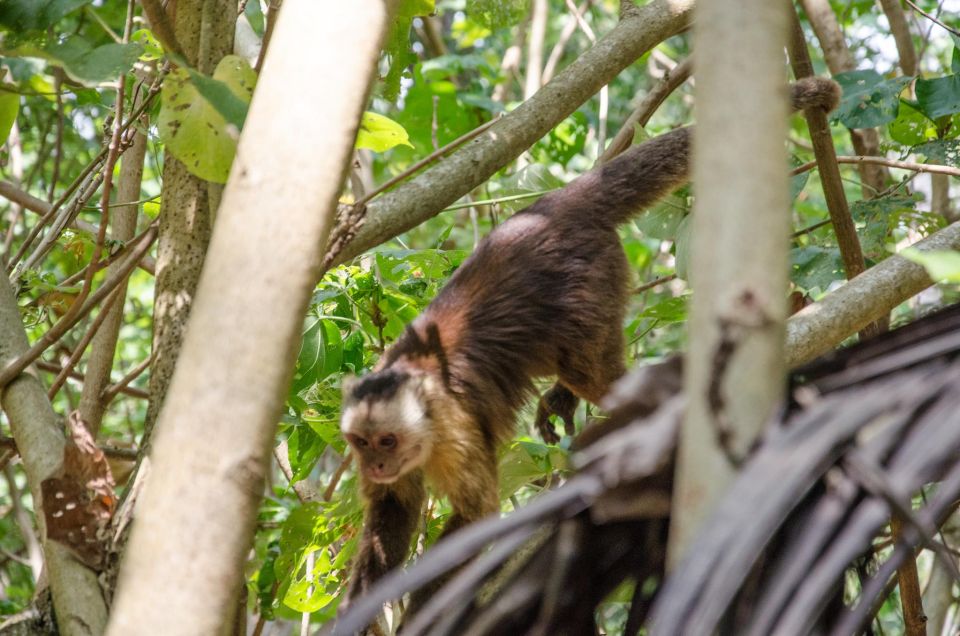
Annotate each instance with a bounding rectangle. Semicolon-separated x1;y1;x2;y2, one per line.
326;0;695;267
145;0;237;443
798;0;889;198
77;93;148;434
0;277;109;635
785;220;960;366
105;0;391;632
670;0;791;564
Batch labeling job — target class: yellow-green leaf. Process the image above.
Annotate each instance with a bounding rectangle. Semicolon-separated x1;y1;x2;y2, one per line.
355;111;412;152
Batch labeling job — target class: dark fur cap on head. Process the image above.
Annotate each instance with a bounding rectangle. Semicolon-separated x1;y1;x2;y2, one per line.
347;368;410;402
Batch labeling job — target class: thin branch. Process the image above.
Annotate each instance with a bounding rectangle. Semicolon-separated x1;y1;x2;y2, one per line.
0;435;139;461
788;12;865;281
790;155;960;178
101;351;155;404
322;452;351;502
879;0;918;76
903;0;960;37
542;0;592;85
274;440;316;502
0;223;158;388
524;0;548;100
634;274;676;294
47;76;65;203
35;359;149;399
599;56;692;163
47;289;123;400
254;0;282;73
138;0;185;57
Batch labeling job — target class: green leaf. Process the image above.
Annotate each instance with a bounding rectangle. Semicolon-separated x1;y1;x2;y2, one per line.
790;246;844;292
901;248;960;283
132;29;163;62
40;38;143;85
834;70;911;129
467;0;528;29
0;88;19;144
888;101;938;145
916;74;960;121
158;55;256;183
355;111;413;152
673;214;692;279
913;139;960;167
639;296;689;323
495;163;564;212
0;0;86;32
291;317;343;395
399;0;435;18
634;202;686;240
532;111;588;167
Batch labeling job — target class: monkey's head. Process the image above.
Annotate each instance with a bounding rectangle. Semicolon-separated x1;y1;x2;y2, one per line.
340;368;435;484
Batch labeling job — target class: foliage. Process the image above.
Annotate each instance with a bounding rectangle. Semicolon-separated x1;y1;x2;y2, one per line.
0;0;958;632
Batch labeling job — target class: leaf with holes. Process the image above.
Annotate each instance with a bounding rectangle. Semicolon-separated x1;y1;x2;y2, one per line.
834;70;911;129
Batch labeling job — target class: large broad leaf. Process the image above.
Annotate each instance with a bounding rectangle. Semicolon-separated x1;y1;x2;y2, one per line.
0;88;18;144
916;74;960;121
532;111;588;167
355;111;412;152
901;248;960;283
639;295;689;323
11;37;144;85
468;0;527;29
0;0;85;32
888;101;938;145
634;200;687;240
834;70;911;129
290;317;343;395
495;163;564;212
158;54;256;183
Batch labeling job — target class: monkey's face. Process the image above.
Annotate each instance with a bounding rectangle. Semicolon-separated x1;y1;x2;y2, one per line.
340;370;434;484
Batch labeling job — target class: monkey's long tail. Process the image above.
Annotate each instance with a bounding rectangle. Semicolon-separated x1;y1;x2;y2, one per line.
572;76;840;228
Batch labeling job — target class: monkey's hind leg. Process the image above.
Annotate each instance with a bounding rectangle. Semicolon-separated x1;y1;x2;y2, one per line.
534;382;580;444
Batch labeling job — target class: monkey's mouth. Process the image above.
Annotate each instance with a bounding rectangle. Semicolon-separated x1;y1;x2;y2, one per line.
365;445;425;484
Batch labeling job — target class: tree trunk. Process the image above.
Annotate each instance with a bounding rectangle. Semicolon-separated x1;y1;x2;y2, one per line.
670;0;790;563
105;0;392;632
0;277;109;635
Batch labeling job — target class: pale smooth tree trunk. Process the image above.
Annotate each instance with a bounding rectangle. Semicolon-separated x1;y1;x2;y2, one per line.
670;0;791;563
0;276;109;635
105;1;393;633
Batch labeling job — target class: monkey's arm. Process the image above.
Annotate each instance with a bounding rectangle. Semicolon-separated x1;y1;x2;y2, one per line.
346;472;426;603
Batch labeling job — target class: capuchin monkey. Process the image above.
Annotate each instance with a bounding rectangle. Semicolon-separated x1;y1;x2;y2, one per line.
339;77;841;619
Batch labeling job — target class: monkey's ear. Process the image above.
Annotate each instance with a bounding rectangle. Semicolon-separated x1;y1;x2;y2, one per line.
341;374;359;401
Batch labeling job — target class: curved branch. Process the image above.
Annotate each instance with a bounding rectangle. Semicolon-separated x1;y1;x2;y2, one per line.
326;0;695;267
785;221;960;367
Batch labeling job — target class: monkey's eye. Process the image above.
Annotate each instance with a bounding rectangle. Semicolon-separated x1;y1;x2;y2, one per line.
379;434;397;449
349;435;368;448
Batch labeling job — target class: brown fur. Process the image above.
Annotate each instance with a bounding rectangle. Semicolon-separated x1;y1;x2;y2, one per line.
340;77;840;619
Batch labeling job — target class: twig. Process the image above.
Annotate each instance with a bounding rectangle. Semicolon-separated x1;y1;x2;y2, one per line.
524;0;549;100
0;435;139;461
0;223;158;388
255;0;282;73
790;156;960;178
788;12;865;282
273;440;316;503
357;116;502;208
599;57;692;163
542;0;592;85
7;83;160;276
47;288;123;400
35;359;149;399
47;76;65;203
634;274;677;294
101;351;155;404
903;0;960;37
323;453;352;502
